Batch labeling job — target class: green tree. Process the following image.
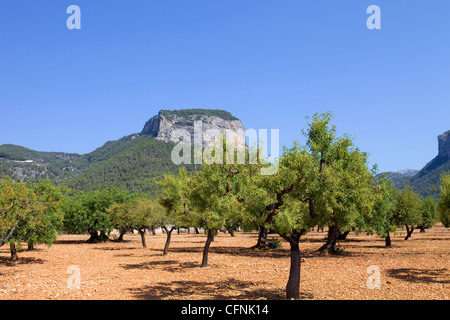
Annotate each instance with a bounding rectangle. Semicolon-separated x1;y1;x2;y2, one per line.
392;185;422;240
108;200;137;242
157;167;197;255
242;112;375;299
417;196;437;232
63;188;135;242
437;173;450;227
133;198;165;248
363;177;397;247
15;180;65;251
188;160;245;267
1;176;30;247
303;113;375;254
1;176;38;261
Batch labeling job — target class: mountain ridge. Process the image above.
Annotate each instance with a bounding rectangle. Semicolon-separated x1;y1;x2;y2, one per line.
0;109;240;196
379;129;450;198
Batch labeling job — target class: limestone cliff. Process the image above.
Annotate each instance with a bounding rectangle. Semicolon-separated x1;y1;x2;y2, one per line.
141;109;246;149
438;130;450;159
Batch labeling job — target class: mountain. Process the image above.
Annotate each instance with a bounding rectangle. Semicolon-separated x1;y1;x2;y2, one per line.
378;169;419;189
380;130;450;198
0;109;244;196
396;169;419;177
142;109;245;149
408;130;450;197
0;144;86;181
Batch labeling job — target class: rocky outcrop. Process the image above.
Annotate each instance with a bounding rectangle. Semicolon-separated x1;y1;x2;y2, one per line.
141;109;246;149
438;130;450;159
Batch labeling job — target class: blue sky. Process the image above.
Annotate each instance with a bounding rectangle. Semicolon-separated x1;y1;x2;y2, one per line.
0;0;449;173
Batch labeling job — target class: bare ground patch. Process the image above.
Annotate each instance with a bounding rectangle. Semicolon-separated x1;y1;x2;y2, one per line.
0;224;449;300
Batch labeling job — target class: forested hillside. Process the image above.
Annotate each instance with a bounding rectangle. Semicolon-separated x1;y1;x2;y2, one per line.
65;135;199;197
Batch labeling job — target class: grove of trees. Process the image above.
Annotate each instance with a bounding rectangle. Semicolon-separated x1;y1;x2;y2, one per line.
1;112;448;300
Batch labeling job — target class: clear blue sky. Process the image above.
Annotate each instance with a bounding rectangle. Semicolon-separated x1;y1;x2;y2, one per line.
1;0;449;173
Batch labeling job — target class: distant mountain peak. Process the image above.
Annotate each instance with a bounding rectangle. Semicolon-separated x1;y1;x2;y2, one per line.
438;129;450;159
396;169;418;177
141;108;245;148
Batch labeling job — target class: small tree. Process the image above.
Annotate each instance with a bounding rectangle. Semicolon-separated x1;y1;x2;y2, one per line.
1;176;39;261
438;173;450;228
63;188;135;243
108;201;137;242
417;196;437;232
188;161;245;267
157;167;196;255
1;177;64;261
1;176;34;249
133;198;165;248
392;185;421;240
362;177;397;247
14;180;65;251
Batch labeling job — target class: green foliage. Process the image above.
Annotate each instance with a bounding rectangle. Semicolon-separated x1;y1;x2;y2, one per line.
62;188;136;240
0;135;200;197
392;185;422;227
267;237;282;249
0;176;64;249
14;180;66;248
262;112;375;238
108;198;169;232
0;144;84;181
419;196;437;227
363;177;397;238
157;167;195;228
65;136;199;197
409;156;450;198
0;176;36;247
438;173;450;227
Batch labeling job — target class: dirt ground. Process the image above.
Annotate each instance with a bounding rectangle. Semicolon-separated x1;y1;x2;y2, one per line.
0;224;449;300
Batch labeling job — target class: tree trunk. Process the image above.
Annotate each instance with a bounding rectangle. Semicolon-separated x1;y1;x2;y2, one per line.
201;229;214;267
151;227;156;236
139;228;146;248
27;242;35;251
87;228;100;243
404;225;414;240
283;232;302;300
318;222;339;254
385;232;392;247
337;231;350;241
10;243;18;262
99;231;109;242
194;227;199;234
163;227;175;255
118;228;127;242
251;225;268;249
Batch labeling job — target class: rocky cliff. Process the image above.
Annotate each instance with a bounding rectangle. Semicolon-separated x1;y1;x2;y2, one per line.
141;109;246;149
438;130;450;159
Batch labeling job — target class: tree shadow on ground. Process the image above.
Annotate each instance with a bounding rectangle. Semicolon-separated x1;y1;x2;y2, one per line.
54;239;87;245
128;278;314;300
164;261;201;273
387;268;450;284
0;256;45;266
121;260;179;270
410;237;450;241
168;246;291;259
92;246;139;251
